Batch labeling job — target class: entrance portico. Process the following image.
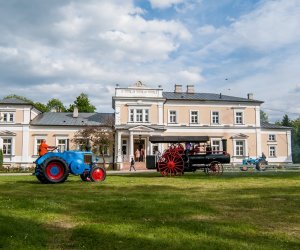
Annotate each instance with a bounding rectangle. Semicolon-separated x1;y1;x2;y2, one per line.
115;125;165;169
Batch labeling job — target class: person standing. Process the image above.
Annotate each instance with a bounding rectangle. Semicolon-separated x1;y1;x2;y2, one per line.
135;148;140;162
130;158;136;171
140;148;145;162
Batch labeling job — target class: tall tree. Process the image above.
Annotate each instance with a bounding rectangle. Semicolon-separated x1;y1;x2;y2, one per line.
68;93;96;112
47;98;66;112
281;114;292;127
260;110;269;123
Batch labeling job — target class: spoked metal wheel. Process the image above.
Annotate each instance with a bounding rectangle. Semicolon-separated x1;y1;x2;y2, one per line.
206;161;223;175
157;150;184;176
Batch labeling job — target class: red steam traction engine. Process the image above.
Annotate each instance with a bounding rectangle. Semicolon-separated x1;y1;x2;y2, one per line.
148;136;230;176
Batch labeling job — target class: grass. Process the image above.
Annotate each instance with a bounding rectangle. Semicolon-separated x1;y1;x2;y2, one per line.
0;172;300;250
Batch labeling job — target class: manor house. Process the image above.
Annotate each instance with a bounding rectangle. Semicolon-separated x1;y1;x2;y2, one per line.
0;81;292;169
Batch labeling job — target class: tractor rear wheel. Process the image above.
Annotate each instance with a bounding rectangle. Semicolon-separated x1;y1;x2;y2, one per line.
157;150;184;176
90;166;106;182
206;161;223;175
40;157;69;183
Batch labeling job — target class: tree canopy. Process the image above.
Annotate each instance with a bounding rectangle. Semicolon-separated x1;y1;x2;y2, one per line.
67;93;96;113
47;98;66;112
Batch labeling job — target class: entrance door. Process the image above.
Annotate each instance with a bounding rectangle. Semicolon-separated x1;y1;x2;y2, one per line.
134;139;145;162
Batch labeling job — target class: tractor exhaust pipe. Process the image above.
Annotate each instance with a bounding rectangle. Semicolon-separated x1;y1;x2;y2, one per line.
66;139;70;151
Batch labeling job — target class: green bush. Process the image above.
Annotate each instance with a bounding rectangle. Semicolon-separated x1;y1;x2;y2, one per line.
0;149;3;168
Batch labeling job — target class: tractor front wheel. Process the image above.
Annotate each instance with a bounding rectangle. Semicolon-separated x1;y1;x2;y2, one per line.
90;166;106;182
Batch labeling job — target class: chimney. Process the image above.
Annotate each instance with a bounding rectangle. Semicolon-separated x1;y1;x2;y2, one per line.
186;85;194;94
174;84;182;93
247;93;253;100
73;107;79;118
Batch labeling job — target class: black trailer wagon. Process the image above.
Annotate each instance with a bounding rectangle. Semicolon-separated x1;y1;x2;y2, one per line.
148;136;230;176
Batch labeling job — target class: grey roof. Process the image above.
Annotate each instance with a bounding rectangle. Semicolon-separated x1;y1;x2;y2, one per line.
261;122;291;130
163;92;263;103
31;112;114;126
0;98;32;105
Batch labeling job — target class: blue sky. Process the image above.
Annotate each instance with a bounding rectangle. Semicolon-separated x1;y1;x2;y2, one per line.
0;0;300;121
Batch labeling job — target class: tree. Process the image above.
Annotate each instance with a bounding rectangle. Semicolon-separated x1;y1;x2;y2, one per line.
68;93;96;113
34;102;49;112
281;114;292;127
72;116;114;165
260;110;269;123
47;98;66;112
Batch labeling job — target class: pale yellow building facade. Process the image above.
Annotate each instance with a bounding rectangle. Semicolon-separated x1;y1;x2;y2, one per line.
113;82;292;168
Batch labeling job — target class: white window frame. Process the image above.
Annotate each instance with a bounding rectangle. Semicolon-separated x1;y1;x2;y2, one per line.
99;145;109;156
128;108;150;123
56;137;68;153
268;134;276;141
234;139;247;157
211;111;220;125
269;145;276;157
0;112;15;123
190;110;199;124
169;110;177;124
235;111;244;125
34;136;47;155
211;139;222;153
122;139;128;156
2;137;13;155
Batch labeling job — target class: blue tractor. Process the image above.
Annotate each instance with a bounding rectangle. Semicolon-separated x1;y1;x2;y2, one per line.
241;155;268;171
34;150;106;184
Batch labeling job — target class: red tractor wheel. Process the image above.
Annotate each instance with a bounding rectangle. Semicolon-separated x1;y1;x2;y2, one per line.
90;166;106;182
158;150;184;176
206;161;223;175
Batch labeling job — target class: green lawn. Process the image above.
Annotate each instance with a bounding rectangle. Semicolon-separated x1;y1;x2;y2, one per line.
0;172;299;250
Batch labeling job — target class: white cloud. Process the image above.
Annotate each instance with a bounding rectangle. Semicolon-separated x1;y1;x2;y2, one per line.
199;0;300;56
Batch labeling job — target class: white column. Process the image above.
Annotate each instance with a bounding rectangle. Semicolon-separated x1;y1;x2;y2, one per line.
129;132;134;160
256;128;262;157
255;106;261;127
287;130;292;162
116;131;122;165
158;103;163;125
21;126;30;166
147;137;151;155
0;137;3;150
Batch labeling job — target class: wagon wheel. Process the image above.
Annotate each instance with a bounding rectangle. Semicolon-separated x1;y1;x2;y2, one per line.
158;150;184;176
90;166;106;182
206;161;223;175
40;157;69;183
